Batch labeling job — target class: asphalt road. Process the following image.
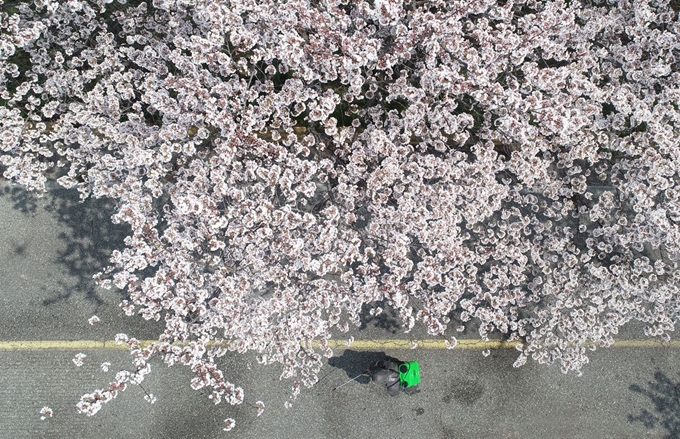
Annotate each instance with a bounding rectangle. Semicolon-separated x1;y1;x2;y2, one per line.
1;181;678;439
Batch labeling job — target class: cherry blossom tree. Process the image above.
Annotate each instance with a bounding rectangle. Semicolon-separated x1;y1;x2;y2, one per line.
2;0;680;425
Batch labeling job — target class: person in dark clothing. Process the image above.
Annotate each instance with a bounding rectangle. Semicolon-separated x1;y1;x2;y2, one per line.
368;359;403;396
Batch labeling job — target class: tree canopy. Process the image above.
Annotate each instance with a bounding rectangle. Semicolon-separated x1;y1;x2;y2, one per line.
1;0;680;424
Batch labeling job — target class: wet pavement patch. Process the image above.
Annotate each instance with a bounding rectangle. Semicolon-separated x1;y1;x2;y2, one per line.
448;378;484;406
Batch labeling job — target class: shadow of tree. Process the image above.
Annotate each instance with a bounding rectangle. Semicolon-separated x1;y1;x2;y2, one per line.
3;182;130;308
43;188;131;307
358;301;402;333
628;370;680;439
1;183;39;215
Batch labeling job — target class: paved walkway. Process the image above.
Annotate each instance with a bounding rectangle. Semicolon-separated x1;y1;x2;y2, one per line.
1;182;678;438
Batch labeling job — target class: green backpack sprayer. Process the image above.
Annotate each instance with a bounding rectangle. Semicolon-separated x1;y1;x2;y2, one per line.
398;361;421;388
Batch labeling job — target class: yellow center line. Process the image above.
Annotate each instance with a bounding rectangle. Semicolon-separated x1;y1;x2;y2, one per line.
0;339;678;350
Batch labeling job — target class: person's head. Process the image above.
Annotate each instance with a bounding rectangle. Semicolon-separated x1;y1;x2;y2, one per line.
372;372;388;385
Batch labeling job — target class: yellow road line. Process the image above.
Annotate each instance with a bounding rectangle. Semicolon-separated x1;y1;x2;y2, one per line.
329;339;680;349
0;340;127;350
326;339;520;349
604;339;680;348
0;339;678;350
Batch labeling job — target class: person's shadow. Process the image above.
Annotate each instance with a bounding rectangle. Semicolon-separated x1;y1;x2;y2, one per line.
327;350;402;385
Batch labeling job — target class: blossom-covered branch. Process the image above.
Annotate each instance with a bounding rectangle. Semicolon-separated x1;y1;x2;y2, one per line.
2;0;680;426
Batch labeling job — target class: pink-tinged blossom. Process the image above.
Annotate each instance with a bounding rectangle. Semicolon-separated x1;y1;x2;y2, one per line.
39;406;53;420
223;418;236;432
255;400;265;417
1;0;680;431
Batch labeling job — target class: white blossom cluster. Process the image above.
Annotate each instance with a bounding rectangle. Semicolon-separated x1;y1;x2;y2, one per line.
72;352;87;367
39;406;53;420
2;0;680;426
77;334;160;415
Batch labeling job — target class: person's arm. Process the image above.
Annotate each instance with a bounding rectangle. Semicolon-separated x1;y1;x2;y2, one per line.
369;360;386;374
386;379;401;396
384;360;400;373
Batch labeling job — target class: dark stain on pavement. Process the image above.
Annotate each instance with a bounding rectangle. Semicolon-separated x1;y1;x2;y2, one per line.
12;241;28;257
414;407;425;415
447;378;484;406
